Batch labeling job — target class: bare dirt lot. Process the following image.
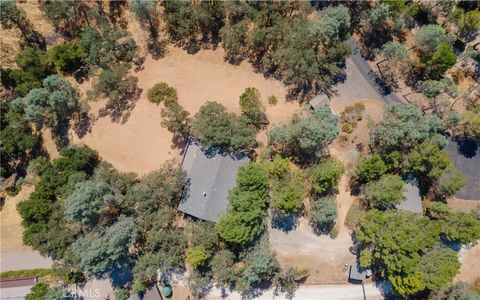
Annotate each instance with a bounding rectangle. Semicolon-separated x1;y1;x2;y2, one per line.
0;185;35;253
455;243;480;285
269;217;355;284
70;46;300;175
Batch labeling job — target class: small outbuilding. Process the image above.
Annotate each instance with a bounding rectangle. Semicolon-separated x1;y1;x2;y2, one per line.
396;175;423;213
349;262;369;282
309;94;331;111
178;140;250;223
309;93;337;116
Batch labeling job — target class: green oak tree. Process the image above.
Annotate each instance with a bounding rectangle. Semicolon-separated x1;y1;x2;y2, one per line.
364;175;406;210
311;158;344;194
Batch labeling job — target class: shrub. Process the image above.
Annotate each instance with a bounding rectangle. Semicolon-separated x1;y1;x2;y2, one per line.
270;181;306;215
114;288;129;300
311;158;344;194
268;95;278;105
185;246;209;269
354;154;388;183
364;175;406;210
268;155;291;179
341;123;353;134
48;41;86;73
147;82;178;105
310;195;337;231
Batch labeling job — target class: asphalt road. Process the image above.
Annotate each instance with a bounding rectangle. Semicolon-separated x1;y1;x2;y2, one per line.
347;38;402;105
207;283;383;300
0;251;53;272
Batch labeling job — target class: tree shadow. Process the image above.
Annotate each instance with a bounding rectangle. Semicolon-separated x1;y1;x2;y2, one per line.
171;133;190;154
73;112;96;139
239;281;273;300
455;137;478;159
148;39;168;60
358;28;392;61
311;219;336;237
107;266;133;288
98;87;142;124
367;70;393;96
270;212;300;233
53;120;71;149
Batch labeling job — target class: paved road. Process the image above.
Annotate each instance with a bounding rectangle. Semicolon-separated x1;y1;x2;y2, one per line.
0;251;53;272
347;38;403;105
207;283;383;300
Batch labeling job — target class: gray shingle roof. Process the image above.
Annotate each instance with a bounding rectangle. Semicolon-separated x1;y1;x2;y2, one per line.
349;262;367;281
309;94;330;110
178;141;250;222
396;175;423;213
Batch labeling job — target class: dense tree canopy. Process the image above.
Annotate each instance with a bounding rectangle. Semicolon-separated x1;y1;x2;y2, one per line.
14;75;79;129
239;87;266;126
73;216;138;275
311;158;344;194
3;47;54;97
354;154;388;183
370;104;442;152
92;63;138;108
79;26;137;69
0;104;41;179
357;206;479;297
461;107;480;137
268;107;339;160
382;41;408;62
238;238;280;291
191;101;257;151
216;163;269;244
364;174;406;210
147;82;177;105
309;195;337;231
48;41;86;74
358;210;441;296
415;25;455;55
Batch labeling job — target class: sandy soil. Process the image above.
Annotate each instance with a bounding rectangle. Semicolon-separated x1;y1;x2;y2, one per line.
455;243;480;285
0;184;35;253
16;2;61;46
447;198;480;213
42;129;60;160
136;45;297;121
70;46;300;175
71;99;179;175
269;217;355;284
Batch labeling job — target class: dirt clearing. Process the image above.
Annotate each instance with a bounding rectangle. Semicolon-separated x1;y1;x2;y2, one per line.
269;217;354;284
71;46;300;175
0;185;35;253
455;243;480;285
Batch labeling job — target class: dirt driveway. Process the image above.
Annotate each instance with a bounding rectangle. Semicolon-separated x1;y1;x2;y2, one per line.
269;217;355;284
0;184;53;271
